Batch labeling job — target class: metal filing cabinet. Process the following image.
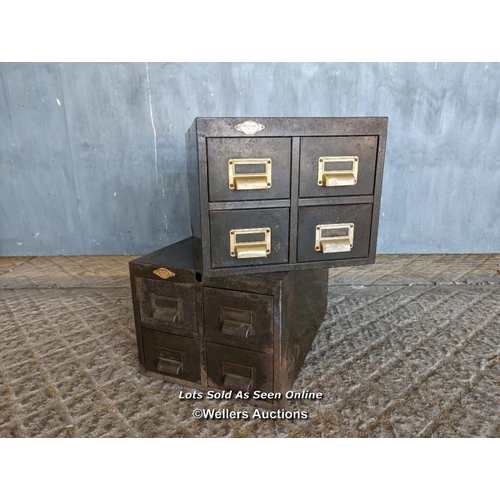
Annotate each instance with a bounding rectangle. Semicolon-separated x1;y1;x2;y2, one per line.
187;117;388;277
129;238;329;407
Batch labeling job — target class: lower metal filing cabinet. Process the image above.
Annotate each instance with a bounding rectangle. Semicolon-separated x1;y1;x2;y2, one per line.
129;238;329;407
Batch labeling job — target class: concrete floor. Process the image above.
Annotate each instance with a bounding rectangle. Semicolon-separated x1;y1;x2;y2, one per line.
0;254;499;437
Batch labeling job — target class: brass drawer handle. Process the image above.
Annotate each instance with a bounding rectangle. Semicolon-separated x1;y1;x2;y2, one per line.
222;361;254;392
221;320;253;339
157;358;183;375
157;348;184;376
228;158;272;190
220;307;254;339
152;307;179;325
230;228;271;259
318;156;358;187
152;296;180;325
315;223;354;253
223;373;253;392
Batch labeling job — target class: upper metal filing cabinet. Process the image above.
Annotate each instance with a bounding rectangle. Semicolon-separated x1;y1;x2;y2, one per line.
187;117;388;277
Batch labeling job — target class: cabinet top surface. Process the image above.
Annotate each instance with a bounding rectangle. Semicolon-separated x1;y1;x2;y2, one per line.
129;238;199;271
192;116;389;121
191;117;389;138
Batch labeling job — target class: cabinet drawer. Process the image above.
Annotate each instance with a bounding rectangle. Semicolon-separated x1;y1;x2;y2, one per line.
210;208;290;269
142;329;201;383
207;138;292;202
297;204;372;262
203;287;273;353
299;136;378;197
205;342;273;393
135;278;198;335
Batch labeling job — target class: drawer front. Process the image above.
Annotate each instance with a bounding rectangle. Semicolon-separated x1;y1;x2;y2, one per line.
207;138;292;202
142;329;201;383
297;204;372;262
203;287;273;352
210;208;289;269
205;342;273;393
135;278;198;334
299;136;378;197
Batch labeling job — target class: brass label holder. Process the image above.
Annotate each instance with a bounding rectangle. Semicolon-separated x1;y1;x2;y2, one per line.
228;158;272;190
315;223;354;253
318;156;358;187
230;227;271;259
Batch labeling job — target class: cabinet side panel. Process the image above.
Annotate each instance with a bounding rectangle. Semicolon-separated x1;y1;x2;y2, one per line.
280;268;329;393
129;262;145;367
186;121;201;239
369;119;388;260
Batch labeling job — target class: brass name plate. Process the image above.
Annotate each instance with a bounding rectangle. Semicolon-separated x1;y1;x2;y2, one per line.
234;120;265;135
153;267;175;279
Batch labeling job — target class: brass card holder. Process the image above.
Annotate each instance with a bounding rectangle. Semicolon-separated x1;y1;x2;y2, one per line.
228;158;272;190
315;223;354;253
230;227;271;259
318;156;358;186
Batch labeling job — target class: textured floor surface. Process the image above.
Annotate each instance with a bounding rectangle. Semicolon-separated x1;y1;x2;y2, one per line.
1;254;499;438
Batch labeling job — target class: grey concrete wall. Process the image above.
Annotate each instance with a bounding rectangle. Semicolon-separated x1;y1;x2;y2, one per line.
1;62;499;255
